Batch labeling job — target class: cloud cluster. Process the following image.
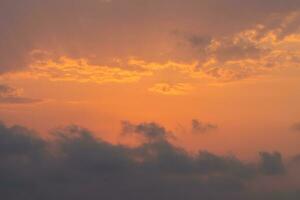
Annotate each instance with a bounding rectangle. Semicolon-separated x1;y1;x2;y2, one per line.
0;121;299;200
0;0;299;84
183;11;300;81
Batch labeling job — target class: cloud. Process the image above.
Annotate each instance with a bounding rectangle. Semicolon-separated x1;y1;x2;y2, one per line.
0;0;299;85
0;84;42;104
181;11;300;82
149;83;193;95
259;152;285;176
0;121;299;199
291;122;300;132
122;121;171;142
20;56;152;84
191;119;218;134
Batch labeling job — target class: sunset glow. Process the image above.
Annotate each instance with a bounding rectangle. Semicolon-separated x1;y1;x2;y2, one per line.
1;0;300;199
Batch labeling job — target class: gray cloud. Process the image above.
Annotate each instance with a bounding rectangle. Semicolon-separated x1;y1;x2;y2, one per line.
0;121;299;199
122;121;171;141
0;84;42;104
191;119;218;134
259;152;285;176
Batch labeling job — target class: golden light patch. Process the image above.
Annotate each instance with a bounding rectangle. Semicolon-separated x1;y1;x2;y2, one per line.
27;56;153;84
128;58;197;73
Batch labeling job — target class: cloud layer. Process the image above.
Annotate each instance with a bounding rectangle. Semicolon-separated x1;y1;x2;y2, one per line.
1;0;300;84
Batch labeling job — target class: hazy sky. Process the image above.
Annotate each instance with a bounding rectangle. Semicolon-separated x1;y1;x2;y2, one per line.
0;1;300;199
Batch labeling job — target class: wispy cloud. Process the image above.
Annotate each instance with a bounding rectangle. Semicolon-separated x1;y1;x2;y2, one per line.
0;84;42;104
191;119;218;134
149;83;194;95
17;56;152;84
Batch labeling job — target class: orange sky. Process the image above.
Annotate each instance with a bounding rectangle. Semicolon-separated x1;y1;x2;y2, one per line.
0;0;300;159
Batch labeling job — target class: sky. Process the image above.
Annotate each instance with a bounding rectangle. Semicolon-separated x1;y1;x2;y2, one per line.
0;0;300;199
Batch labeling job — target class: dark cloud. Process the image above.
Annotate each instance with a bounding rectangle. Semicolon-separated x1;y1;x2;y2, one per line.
0;84;42;104
191;119;218;134
122;121;171;141
213;39;266;62
0;121;299;199
289;154;300;167
259;152;285;176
